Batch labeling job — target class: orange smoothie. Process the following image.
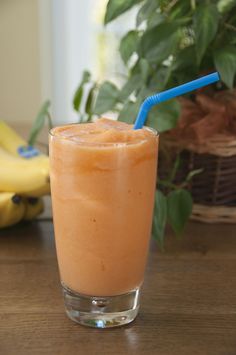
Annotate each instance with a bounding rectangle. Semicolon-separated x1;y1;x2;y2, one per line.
49;118;158;296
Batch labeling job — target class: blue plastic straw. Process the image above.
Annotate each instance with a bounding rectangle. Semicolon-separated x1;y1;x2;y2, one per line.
133;72;220;130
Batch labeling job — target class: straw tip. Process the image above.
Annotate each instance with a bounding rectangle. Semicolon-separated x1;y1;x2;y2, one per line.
212;71;220;81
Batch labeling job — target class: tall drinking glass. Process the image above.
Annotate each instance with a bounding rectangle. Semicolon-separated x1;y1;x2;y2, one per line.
49;119;158;328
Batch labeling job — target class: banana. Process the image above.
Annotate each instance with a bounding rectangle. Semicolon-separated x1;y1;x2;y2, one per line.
0;192;25;228
0;147;50;196
0;120;49;168
0;120;26;156
0;121;50;196
23;197;44;220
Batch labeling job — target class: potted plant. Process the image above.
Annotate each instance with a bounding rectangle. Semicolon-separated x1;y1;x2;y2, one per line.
33;0;236;248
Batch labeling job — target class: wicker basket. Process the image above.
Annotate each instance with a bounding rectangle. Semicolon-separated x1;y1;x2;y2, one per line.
159;134;236;223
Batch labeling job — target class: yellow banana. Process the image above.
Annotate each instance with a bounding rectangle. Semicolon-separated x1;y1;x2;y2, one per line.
0;120;45;155
23;197;44;220
0;120;26;155
0;192;25;228
0;147;50;196
0;120;49;168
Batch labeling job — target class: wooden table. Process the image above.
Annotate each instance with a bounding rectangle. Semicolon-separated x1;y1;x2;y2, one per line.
0;200;236;355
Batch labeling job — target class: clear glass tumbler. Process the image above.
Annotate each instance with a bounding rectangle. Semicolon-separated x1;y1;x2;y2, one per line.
49;122;158;328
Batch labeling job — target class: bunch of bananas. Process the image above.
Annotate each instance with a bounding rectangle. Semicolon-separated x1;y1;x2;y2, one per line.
0;121;50;228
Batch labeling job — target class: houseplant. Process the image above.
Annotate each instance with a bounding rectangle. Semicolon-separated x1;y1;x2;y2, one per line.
74;0;236;123
30;0;236;247
70;0;236;246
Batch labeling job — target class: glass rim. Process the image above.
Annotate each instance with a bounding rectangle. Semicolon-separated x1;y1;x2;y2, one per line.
49;123;159;148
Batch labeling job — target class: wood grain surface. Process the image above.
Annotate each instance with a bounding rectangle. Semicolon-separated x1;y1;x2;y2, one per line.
0;198;236;355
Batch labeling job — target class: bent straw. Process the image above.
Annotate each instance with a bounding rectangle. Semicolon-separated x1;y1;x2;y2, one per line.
133;72;220;130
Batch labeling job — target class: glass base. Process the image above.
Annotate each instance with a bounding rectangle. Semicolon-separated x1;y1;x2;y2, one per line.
62;283;140;328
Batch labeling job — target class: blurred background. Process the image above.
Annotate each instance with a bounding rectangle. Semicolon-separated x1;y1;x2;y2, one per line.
0;0;135;125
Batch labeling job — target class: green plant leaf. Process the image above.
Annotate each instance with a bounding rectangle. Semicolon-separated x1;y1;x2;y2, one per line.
172;45;197;71
119;74;142;101
73;70;91;112
117;100;140;123
169;0;191;20
136;86;154;102
221;29;236;47
79;113;90;123
28;100;51;146
147;99;180;132
185;168;203;183
73;88;83;112
119;30;139;64
158;180;176;190
139;58;150;82
94;82;119;115
136;0;158;27
217;0;236;13
228;11;236;27
121;61;150;100
147;12;165;29
168;154;181;183
104;0;143;24
148;66;169;92
167;189;193;235
85;84;96;121
213;46;236;88
139;22;180;64
172;45;199;85
193;4;219;64
129;58;150;83
152;189;167;250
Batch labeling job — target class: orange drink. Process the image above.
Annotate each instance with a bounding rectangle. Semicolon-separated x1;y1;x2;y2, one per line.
49;118;158;327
